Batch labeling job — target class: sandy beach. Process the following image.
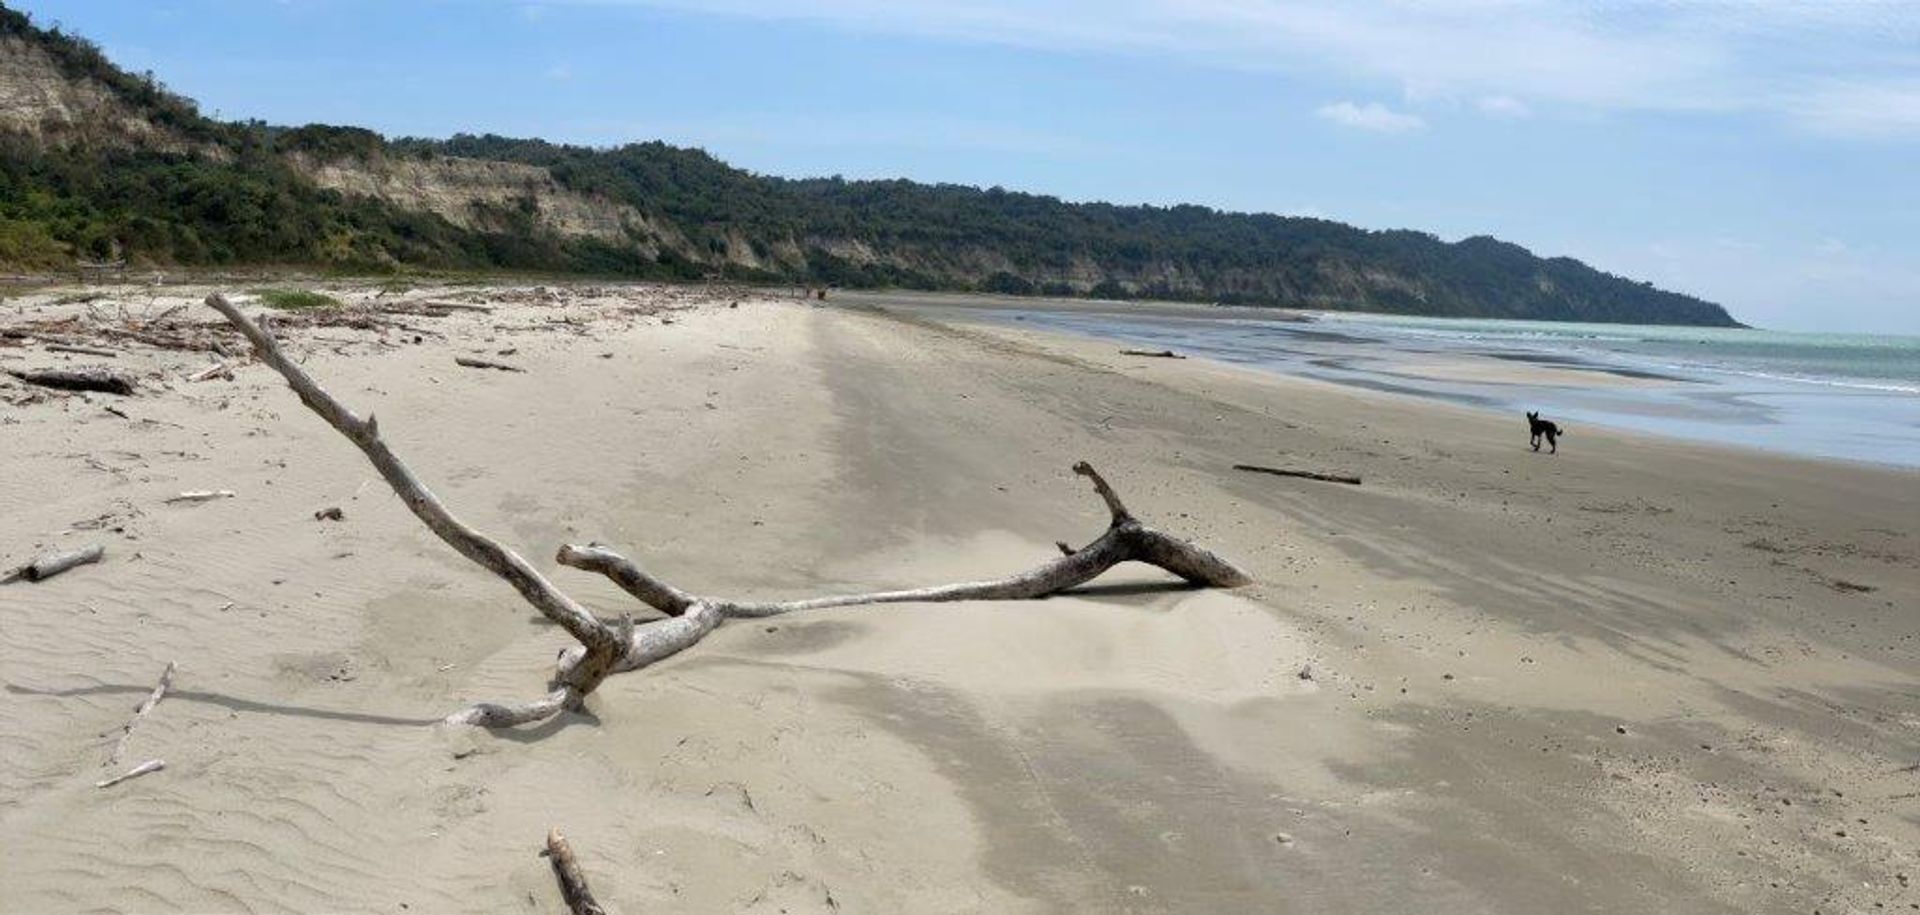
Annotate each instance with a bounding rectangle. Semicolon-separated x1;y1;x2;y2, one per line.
2;282;1916;914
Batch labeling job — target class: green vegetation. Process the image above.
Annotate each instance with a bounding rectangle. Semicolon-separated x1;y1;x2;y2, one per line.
252;288;339;310
0;3;1741;326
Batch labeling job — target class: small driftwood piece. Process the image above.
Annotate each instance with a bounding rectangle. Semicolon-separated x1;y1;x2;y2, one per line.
1121;349;1185;359
187;361;234;382
6;366;135;395
207;292;1252;730
314;506;345;521
164;490;235;504
418;301;495;313
544;829;609;915
3;544;105;584
47;343;120;358
109;661;175;765
1233;463;1362;486
95;758;164;789
454;356;524;373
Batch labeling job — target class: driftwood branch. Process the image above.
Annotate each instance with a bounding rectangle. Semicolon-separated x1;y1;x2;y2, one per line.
1233;463;1362;486
96;759;164;789
418;300;495;313
6;366;135;395
164;490;235;504
47;343;120;358
109;661;175;765
207;292;1252;731
187;361;234;382
3;544;105;584
454;356;524;373
544;829;609;915
1120;349;1185;359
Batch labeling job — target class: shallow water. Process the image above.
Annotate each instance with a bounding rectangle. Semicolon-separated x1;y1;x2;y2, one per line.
973;307;1920;468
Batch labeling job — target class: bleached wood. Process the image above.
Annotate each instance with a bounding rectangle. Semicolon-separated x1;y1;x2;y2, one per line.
3;544;105;584
95;758;164;789
163;490;235;504
108;661;175;765
208;292;1251;731
544;828;609;915
207;294;625;722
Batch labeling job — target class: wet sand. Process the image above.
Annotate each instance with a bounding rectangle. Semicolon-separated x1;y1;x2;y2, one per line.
2;283;1916;913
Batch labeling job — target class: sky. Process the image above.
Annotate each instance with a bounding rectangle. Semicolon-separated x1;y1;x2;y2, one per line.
17;0;1920;332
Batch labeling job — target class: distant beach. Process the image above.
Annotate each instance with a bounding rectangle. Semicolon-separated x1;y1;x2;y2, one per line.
873;293;1920;468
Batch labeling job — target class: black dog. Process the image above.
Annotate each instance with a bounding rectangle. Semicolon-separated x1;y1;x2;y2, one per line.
1526;411;1564;453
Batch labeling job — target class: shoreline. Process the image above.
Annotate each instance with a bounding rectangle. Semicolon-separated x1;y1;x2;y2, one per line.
3;281;1916;913
846;290;1920;471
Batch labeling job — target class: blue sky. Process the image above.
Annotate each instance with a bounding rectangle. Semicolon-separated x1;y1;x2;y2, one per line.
19;0;1920;332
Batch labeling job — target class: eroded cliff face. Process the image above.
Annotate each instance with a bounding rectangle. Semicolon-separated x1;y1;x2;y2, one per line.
288;152;684;257
0;35;196;151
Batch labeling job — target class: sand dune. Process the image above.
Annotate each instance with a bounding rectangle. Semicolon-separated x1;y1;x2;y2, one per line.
1;283;1915;913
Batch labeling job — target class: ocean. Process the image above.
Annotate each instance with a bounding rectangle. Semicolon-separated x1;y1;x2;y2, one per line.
961;305;1920;468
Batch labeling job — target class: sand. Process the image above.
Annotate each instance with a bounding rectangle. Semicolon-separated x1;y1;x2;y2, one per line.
1;282;1916;914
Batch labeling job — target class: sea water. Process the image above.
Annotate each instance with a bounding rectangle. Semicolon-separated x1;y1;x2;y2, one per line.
976;307;1920;468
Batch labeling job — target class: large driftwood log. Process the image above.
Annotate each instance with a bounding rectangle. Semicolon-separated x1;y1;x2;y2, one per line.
3;544;105;584
206;293;1252;729
6;366;135;395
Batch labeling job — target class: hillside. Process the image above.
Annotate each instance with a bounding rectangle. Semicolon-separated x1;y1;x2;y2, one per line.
0;5;1740;326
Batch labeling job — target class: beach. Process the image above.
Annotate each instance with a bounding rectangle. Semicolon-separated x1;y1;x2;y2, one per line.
2;282;1916;913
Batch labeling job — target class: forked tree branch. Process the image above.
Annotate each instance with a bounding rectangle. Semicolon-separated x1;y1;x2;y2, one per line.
208;293;1251;730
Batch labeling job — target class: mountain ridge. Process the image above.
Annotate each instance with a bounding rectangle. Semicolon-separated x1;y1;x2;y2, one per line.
0;4;1742;327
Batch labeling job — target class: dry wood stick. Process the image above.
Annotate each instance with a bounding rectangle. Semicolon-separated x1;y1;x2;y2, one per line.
164;490;235;504
544;829;609;915
95;759;164;789
187;361;234;382
1233;463;1362;486
47;343;120;358
109;661;175;765
416;300;495;313
3;544;105;584
454;356;524;373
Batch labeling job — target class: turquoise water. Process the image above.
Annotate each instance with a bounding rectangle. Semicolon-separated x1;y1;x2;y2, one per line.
970;307;1920;468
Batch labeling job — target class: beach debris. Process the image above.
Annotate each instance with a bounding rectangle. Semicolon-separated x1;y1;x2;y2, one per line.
46;342;120;358
94;758;164;789
542;828;609;915
2;543;105;584
109;661;175;765
207;291;1252;731
415;300;495;314
186;361;235;382
1233;463;1363;486
1121;349;1185;359
314;506;345;521
6;366;135;395
164;490;235;504
454;356;525;373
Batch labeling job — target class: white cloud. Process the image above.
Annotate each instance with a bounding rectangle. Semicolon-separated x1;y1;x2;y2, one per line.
1315;100;1425;133
1476;94;1531;118
544;0;1920;139
1784;81;1920;139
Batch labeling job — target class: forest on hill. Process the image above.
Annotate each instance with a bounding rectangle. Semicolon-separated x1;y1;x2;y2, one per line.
0;4;1739;326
